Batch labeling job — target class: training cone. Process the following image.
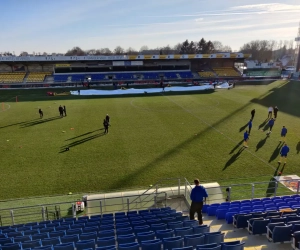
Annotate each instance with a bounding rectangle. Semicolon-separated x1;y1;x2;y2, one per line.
70;128;74;130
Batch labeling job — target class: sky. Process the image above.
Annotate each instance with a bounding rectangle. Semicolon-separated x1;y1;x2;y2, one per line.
0;0;300;54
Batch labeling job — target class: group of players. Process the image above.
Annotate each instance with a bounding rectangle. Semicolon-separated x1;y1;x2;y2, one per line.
243;106;289;164
38;105;67;118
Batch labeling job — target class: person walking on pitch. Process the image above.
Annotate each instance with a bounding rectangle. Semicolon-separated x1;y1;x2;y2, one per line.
105;114;110;125
251;109;255;120
38;108;43;118
103;119;109;134
267;118;275;135
248;119;253;134
280;126;287;142
63;105;67;117
268;106;273;119
58;105;64;118
278;143;290;164
243;130;249;148
274;106;279;119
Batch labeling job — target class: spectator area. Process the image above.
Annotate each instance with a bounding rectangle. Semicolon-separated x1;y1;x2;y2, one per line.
0;73;26;83
26;72;53;83
213;67;241;77
198;71;215;78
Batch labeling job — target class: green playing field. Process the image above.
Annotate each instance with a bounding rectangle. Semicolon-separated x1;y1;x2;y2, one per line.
0;80;299;201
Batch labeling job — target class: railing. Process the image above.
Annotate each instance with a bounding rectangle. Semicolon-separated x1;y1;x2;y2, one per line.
0;177;299;226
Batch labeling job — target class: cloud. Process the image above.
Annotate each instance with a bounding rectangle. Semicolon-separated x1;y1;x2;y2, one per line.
231;3;300;12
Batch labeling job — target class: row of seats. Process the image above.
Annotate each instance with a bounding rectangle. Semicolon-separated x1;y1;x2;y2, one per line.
198;71;215;78
213;68;240;77
26;72;52;83
0;233;245;250
0;73;26;83
0;238;245;250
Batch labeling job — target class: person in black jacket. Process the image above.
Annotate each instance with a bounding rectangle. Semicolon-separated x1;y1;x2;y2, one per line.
251;109;255;120
103;119;109;134
106;114;110;125
59;105;64;118
38;108;43;118
274;106;279;119
63;105;67;117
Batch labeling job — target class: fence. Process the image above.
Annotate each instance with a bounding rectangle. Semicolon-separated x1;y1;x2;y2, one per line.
0;177;299;226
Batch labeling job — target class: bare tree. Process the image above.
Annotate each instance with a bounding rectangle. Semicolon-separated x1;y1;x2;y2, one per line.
126;47;138;55
65;47;85;56
139;45;149;52
114;46;125;55
98;48;112;55
20;51;29;56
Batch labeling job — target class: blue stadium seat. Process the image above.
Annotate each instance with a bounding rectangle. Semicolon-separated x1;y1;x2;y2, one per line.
83;226;99;233
216;209;228;220
117;227;133;236
117;234;136;245
49;231;66;238
32;225;46;230
196;243;221;249
116;222;131;229
99;225;114;231
271;224;292;243
233;214;252;229
98;230;115;238
96;246;116;250
25;222;38;227
133;225;150;234
34;246;53;250
168;221;183;230
66;228;82;235
32;233;49;240
0;237;13;245
220;241;245;250
183;220;198;228
53;242;75;250
96;236;116;247
42;237;61;246
266;222;285;241
174;227;193;237
173;247;193;250
155;229;174;240
70;223;85;230
75;239;95;250
39;221;52;225
193;225;210;234
13;235;31;243
204;232;224;244
54;75;68;82
80;231;97;241
163;236;183;250
147;219;162;225
16;226;31;232
136;231;155;243
7;232;23;237
184;234;205;248
0;243;21;250
140;239;161;250
56;226;70;232
118;242;140;250
21;239;42;249
40;227;55;233
60;234;79;243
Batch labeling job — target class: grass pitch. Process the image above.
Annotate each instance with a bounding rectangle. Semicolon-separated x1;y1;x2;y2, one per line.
0;80;300;201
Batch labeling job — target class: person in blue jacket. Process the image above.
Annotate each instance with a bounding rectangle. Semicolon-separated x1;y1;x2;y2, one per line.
190;179;208;225
243;130;249;148
267;118;275;135
280;126;287;142
248;119;253;134
278;143;290;164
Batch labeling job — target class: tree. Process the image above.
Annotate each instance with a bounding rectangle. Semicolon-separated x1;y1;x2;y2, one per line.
139;45;149;52
86;49;97;55
20;51;29;56
196;38;206;53
173;43;182;53
98;48;112;55
203;41;214;53
114;46;125;55
65;47;85;56
212;41;232;52
126;47;138;55
179;39;190;54
187;41;196;54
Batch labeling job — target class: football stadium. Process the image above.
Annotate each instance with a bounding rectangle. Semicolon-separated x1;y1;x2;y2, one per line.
1;2;300;250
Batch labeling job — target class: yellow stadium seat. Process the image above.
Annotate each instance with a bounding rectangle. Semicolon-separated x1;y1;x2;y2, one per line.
0;72;26;84
198;71;215;78
213;67;241;77
26;72;52;83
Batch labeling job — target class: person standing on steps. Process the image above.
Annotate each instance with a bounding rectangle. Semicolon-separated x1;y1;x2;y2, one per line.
243;130;249;148
103;119;109;134
251;109;255;120
59;105;64;118
280;126;287;143
268;106;273;119
63;105;67;117
248;119;253;134
278;143;290;164
274;106;279;119
190;179;208;225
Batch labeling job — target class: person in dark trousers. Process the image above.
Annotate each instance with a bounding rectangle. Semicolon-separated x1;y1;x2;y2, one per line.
78;90;80;95
59;105;64;118
248;119;253;134
38;108;43;118
274;106;279;119
103;119;109;134
190;179;208;225
267;118;275;135
63;106;67;117
251;109;255;120
243;130;249;148
280;126;287;143
278;143;290;164
106;114;110;125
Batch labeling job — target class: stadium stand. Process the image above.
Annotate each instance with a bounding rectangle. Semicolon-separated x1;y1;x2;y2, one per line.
26;72;52;83
213;67;241;77
198;71;215;78
54;75;69;82
0;72;26;83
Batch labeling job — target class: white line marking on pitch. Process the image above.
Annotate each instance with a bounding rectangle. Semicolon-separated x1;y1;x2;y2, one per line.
163;94;277;172
0;103;11;112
